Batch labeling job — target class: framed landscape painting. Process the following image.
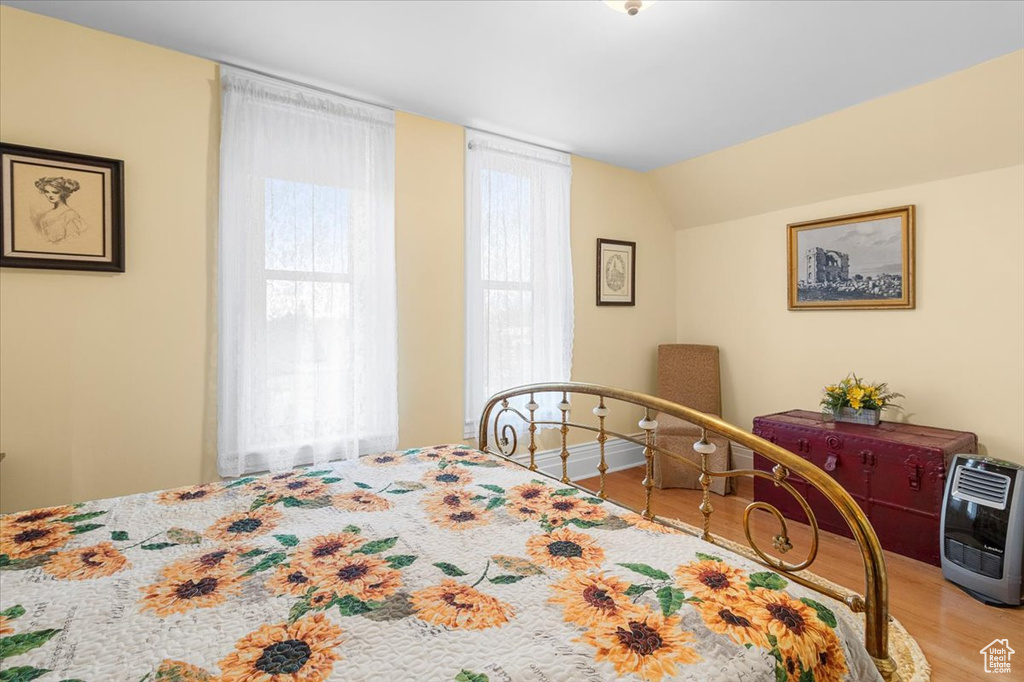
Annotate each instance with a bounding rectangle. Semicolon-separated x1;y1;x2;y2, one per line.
1;142;125;272
787;205;914;310
596;238;635;306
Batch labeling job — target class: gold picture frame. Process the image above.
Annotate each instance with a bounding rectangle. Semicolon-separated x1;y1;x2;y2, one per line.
788;205;914;310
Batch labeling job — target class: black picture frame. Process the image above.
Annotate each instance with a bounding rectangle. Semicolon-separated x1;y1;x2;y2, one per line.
596;238;636;306
1;142;125;272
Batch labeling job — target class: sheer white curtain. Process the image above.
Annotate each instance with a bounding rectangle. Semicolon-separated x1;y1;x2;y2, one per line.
218;67;397;477
464;130;573;439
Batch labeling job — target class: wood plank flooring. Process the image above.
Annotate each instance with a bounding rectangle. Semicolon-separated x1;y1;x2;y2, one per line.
576;467;1023;682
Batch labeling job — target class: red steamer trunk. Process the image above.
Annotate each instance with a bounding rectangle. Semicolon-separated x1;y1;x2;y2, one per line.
752;410;977;566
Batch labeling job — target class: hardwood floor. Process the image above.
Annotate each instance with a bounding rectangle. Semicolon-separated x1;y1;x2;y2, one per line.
576;467;1023;682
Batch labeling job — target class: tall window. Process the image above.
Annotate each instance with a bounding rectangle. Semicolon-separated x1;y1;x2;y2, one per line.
464;131;573;438
218;68;397;476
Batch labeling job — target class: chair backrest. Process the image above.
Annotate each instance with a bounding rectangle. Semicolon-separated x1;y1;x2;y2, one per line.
657;344;722;416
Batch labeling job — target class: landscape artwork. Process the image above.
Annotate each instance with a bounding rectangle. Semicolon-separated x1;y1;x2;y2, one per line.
1;143;124;272
788;206;915;310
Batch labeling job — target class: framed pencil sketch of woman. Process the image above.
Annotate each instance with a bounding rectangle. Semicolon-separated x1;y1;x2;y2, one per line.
1;143;124;272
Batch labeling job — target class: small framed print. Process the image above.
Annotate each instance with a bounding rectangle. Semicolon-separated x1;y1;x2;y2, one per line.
1;143;124;272
787;205;914;310
596;238;636;306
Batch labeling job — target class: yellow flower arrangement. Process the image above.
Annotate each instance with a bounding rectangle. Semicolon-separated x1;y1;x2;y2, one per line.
820;373;902;414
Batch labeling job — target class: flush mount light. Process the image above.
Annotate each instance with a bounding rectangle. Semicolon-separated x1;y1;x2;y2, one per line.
604;0;657;16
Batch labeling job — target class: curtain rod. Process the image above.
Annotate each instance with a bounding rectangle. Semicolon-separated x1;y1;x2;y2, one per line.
219;62;573;160
467;141;572;169
467;128;570;160
218;60;393;113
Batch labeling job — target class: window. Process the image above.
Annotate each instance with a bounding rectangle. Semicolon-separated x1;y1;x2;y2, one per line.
218;68;397;476
464;131;573;438
262;179;351;443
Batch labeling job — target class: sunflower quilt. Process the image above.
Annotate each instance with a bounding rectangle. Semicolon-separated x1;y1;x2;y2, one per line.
0;445;883;682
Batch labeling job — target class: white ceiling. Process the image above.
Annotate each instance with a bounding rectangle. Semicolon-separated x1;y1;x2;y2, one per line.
5;0;1023;170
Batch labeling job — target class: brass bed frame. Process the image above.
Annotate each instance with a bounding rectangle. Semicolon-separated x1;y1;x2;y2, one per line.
478;382;899;682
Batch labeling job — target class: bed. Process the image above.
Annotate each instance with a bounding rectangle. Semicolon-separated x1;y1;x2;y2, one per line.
0;383;920;681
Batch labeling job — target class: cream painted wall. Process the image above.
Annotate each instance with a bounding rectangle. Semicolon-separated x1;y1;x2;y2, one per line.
674;165;1024;463
392;119;679;450
394;112;466;447
564;156;677;441
0;9;676;511
650;51;1024;229
0;7;220;512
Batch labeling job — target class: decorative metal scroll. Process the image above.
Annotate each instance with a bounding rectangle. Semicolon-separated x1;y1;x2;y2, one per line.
478;382;898;682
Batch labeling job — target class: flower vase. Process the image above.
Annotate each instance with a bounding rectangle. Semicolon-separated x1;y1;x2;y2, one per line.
833;407;881;426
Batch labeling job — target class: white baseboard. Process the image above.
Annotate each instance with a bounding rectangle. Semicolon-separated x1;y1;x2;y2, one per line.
731;443;754;470
513;438;756;482
512;435;647;482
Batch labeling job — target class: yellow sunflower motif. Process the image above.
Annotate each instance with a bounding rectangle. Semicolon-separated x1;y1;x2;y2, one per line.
747;588;831;667
543;496;586;526
43;542;129;580
155;659;213;681
411;579;514;630
422;468;472;488
440;449;491;464
155;483;220;506
507;482;550;507
331;491;392;512
576;503;608;522
0;520;73;559
307;555;402;602
416;448;447;464
218;613;344;682
525;527;605;571
581;610;701;681
249;478;329;504
674;560;751;603
291;533;365;569
308;590;334;610
624;513;679;534
363;452;404;467
266;562;317;597
270;477;329;498
548;572;643;629
160;546;249;581
804;631;849;682
205;507;282;543
694;597;770;649
3;504;76;527
506;502;544;522
423;489;476;516
545;496;608;526
139;570;243;617
431;507;492;531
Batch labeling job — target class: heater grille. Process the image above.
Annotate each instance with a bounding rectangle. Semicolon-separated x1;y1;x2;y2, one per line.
944;537;1004;579
952;467;1011;510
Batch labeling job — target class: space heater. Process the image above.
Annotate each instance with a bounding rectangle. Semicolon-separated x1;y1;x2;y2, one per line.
940;455;1023;606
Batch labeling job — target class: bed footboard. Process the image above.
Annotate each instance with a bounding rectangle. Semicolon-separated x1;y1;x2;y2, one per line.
478;382;899;682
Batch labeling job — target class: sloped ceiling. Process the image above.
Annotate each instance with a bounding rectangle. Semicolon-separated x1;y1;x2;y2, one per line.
4;0;1023;171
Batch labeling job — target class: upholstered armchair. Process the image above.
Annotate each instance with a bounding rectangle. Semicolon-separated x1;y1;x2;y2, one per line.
654;344;732;495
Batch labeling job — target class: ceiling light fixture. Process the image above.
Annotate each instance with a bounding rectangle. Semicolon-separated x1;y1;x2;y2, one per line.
604;0;656;16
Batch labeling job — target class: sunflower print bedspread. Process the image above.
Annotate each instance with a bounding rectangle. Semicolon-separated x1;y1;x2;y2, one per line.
0;445;883;682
